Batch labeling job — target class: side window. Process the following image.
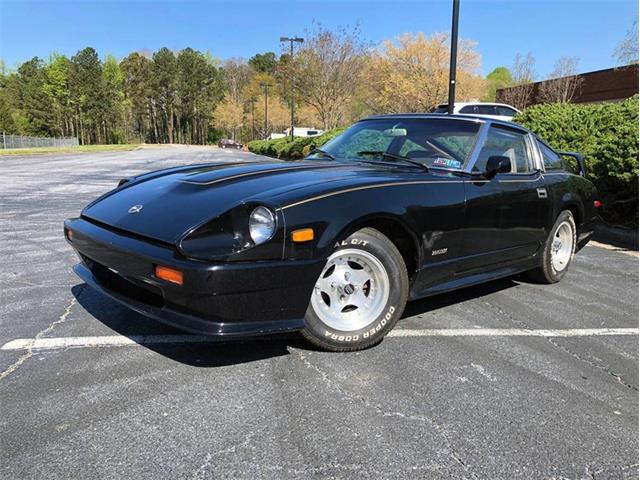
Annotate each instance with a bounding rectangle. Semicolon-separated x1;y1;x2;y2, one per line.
538;141;574;172
459;105;477;114
497;106;517;117
474;126;533;173
477;105;497;115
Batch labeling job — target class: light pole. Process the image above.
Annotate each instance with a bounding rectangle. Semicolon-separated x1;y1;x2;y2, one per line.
280;36;304;140
447;0;460;114
249;97;256;141
259;82;269;138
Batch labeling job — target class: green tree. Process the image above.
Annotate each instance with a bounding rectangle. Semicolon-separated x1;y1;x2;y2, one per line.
152;47;178;143
70;47;104;144
120;52;155;142
484;66;513;101
15;57;55;136
43;53;73;137
102;55;125;142
176;48;224;144
248;52;277;74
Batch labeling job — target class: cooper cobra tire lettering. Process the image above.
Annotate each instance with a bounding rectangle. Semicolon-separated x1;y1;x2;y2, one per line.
324;304;396;342
324;331;361;342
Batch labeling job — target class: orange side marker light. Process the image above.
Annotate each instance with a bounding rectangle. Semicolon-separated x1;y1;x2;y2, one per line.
155;265;184;285
291;228;314;243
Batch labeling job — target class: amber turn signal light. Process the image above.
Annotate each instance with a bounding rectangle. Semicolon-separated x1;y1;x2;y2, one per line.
155;265;183;285
291;228;314;243
65;229;74;241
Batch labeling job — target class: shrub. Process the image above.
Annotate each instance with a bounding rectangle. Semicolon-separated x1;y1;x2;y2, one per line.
516;96;638;226
248;128;345;159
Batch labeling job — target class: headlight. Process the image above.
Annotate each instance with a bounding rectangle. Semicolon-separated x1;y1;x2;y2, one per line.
249;206;276;245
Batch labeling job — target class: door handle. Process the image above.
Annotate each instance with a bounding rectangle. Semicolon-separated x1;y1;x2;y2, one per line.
537;188;548;199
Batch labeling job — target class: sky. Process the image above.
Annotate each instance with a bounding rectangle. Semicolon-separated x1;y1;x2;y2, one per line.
0;0;637;77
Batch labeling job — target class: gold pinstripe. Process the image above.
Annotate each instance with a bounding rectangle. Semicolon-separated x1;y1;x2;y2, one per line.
280;180;463;210
280;173;544;210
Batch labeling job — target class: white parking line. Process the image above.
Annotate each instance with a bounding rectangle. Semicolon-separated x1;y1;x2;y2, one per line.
589;241;638;257
1;328;637;352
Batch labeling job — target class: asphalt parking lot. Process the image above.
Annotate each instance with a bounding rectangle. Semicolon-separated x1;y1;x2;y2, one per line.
1;146;638;479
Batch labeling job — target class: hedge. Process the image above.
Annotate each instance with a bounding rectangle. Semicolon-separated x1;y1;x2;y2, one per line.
248;128;345;159
249;98;639;226
516;96;638;226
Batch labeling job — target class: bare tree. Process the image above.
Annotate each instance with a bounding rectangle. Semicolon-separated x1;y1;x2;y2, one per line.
539;56;583;103
499;53;536;109
285;24;367;129
223;58;252;103
614;18;639;65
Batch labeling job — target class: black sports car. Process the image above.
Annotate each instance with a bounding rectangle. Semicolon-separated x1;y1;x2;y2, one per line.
65;114;599;351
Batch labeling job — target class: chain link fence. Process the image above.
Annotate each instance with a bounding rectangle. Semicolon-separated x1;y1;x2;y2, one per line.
1;133;79;149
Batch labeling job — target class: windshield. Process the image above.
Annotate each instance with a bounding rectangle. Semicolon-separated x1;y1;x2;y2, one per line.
307;118;480;170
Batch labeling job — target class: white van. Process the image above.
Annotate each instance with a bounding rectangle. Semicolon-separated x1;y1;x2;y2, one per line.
285;127;325;138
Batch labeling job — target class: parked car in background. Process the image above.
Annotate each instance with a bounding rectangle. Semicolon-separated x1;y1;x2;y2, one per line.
433;102;521;122
64;114;599;352
218;138;243;149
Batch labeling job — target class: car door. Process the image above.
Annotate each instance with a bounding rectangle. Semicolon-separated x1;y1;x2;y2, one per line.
460;124;549;271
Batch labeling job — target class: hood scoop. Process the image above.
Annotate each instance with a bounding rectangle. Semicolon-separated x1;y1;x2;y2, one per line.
181;162;339;186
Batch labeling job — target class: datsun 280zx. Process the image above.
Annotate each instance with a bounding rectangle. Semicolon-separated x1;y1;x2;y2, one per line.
64;114;599;351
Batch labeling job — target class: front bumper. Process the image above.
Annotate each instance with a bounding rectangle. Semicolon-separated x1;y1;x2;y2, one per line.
65;217;324;336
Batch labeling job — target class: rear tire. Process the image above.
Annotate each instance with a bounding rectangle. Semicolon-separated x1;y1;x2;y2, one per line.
302;228;409;352
526;210;576;284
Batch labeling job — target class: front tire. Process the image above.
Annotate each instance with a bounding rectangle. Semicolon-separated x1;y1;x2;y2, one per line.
302;228;409;351
527;210;576;284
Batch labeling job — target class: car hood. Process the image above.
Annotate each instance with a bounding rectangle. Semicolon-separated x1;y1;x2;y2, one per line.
82;160;393;244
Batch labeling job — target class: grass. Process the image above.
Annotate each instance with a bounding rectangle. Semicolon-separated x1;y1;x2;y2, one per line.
0;144;142;156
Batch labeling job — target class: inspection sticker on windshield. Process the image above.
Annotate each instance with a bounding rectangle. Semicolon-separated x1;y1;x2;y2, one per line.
433;158;462;169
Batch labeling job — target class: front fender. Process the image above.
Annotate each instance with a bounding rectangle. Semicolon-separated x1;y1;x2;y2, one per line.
279;180;466;266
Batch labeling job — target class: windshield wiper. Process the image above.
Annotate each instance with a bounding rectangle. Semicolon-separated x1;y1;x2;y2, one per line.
308;148;336;161
356;151;429;171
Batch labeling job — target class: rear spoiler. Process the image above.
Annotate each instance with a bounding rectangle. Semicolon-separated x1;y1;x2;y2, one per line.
558;151;586;177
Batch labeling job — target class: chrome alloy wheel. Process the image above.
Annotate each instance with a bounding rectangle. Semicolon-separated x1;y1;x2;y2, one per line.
550;220;574;272
310;248;390;332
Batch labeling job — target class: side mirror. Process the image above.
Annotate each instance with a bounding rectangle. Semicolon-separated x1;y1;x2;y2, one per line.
485;155;511;178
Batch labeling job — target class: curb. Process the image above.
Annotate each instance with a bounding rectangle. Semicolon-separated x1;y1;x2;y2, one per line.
593;224;638;251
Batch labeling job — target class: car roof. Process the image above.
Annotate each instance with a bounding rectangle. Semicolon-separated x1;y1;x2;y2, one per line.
436;102;521;111
361;113;529;132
